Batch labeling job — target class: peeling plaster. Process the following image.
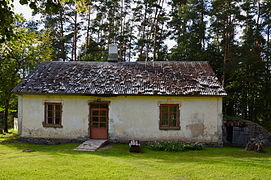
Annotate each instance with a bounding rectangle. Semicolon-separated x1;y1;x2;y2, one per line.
186;123;205;137
19;95;223;144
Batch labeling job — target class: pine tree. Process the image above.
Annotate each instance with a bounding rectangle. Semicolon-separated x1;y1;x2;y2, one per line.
40;5;69;61
168;0;208;61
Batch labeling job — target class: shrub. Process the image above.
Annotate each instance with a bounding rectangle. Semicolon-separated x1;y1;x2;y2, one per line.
148;141;203;152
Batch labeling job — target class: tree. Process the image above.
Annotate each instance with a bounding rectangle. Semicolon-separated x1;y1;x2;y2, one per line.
168;0;208;61
0;0;15;43
40;6;68;61
224;0;271;125
79;0;134;61
0;0;61;43
0;18;53;132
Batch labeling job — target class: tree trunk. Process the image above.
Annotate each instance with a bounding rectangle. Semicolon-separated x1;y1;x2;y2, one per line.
3;99;9;133
120;0;125;61
86;6;91;48
200;0;205;49
157;23;165;60
74;11;78;61
139;3;148;61
59;7;66;61
152;0;164;61
128;26;132;62
222;0;232;87
255;0;261;62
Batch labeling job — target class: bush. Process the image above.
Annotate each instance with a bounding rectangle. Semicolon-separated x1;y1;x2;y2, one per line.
148;141;203;152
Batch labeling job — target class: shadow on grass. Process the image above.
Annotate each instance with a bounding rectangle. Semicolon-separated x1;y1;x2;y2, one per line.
1;136;271;158
1;133;271;159
1;138;271;171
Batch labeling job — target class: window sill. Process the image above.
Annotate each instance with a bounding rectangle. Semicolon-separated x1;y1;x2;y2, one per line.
159;127;180;130
42;122;63;128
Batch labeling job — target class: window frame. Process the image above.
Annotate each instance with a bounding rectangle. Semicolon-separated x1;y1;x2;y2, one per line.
43;102;63;128
159;104;180;130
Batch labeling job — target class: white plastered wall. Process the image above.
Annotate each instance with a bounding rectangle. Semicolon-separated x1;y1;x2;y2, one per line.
18;95;223;143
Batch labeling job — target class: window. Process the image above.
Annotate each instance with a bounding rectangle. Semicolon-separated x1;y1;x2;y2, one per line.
43;103;62;128
159;104;180;130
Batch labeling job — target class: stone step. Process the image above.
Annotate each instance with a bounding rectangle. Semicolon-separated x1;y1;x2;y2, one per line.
74;139;108;151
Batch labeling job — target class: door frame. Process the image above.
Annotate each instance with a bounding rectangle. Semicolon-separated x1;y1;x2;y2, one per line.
89;102;109;139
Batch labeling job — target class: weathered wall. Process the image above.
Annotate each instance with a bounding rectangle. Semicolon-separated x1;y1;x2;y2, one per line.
18;95;223;143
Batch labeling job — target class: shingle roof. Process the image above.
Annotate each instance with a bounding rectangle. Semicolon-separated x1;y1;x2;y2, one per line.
12;61;227;96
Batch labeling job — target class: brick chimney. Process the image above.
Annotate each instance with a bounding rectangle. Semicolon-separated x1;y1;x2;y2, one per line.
108;44;118;62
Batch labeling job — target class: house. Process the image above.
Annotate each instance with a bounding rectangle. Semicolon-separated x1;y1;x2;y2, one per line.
12;61;226;145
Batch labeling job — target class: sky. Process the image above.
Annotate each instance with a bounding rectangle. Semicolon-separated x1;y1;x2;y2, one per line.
14;0;36;20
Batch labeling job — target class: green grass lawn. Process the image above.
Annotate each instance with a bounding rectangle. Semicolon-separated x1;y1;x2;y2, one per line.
1;132;271;180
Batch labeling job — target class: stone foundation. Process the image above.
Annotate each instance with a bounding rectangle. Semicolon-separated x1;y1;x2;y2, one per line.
16;137;87;145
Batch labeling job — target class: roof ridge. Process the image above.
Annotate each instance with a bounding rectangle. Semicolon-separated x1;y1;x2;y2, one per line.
42;61;209;63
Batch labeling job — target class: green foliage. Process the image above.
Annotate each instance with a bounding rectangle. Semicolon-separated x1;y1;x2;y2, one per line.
224;115;243;121
0;0;62;43
79;38;108;61
40;5;70;61
0;17;54;131
148;141;203;152
0;0;15;43
168;0;207;62
166;0;271;128
0;129;18;139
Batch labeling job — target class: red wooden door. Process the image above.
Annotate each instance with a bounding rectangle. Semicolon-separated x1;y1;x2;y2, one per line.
90;107;108;139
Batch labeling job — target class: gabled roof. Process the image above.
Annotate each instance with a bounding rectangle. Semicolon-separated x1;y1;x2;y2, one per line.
13;61;227;96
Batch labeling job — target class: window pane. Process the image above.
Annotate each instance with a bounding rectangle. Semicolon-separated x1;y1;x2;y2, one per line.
55;117;61;125
170;120;177;127
100;104;107;108
55;105;61;111
170;113;177;120
161;113;168;120
100;123;106;128
161;120;168;126
47;117;53;124
100;111;106;116
90;104;100;108
48;110;53;118
160;105;168;113
93;123;99;128
93;117;99;122
55;111;61;119
100;117;106;122
48;104;53;111
93;111;99;115
170;105;177;113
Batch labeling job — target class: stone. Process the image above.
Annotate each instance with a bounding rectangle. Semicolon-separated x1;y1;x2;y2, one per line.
245;141;265;153
16;137;85;145
74;139;108;151
22;149;36;152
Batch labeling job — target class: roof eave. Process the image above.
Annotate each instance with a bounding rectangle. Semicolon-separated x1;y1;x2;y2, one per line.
13;91;227;97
